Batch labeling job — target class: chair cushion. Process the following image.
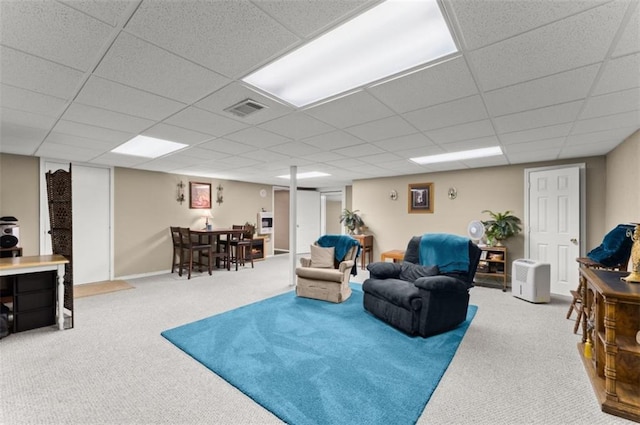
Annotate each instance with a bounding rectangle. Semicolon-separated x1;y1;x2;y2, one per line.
362;278;421;310
367;262;401;279
310;245;335;268
399;263;439;282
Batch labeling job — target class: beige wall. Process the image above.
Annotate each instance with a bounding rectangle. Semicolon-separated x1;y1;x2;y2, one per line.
114;167;272;277
605;130;639;229
274;190;289;250
353;156;610;274
0;154;40;255
325;200;342;234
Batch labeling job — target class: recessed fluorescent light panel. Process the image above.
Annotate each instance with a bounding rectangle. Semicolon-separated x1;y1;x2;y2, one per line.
111;135;187;158
277;171;331;180
243;0;457;107
410;146;503;165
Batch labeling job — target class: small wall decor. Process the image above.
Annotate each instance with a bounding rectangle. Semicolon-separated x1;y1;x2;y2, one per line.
448;187;457;200
389;189;398;201
176;181;185;204
189;182;211;209
408;183;434;214
216;184;224;205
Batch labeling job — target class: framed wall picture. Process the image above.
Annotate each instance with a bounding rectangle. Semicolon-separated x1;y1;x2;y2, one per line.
408;183;434;214
189;182;211;209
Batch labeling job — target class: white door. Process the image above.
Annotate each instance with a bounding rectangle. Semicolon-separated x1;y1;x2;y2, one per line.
41;161;112;285
296;190;321;254
526;165;582;296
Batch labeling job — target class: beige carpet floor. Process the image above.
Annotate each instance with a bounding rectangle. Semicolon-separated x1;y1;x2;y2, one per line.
74;280;133;298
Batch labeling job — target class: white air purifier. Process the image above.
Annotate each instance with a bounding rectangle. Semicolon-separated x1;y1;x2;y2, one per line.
511;259;550;303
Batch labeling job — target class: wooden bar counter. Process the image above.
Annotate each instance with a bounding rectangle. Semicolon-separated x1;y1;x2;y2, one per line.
578;265;640;422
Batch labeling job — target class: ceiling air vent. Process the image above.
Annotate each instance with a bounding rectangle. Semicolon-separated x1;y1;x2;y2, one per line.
224;99;267;118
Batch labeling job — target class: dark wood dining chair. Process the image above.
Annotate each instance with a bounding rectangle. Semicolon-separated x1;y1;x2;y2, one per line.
223;225;254;270
170;226;182;273
177;227;212;279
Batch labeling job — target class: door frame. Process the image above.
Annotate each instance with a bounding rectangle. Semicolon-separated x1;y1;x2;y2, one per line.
524;163;586;259
39;159;114;282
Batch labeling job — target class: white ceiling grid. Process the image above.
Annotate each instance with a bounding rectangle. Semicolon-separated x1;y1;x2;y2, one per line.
0;0;638;187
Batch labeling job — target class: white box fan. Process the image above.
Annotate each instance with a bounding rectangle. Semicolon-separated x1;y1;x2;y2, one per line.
511;259;550;303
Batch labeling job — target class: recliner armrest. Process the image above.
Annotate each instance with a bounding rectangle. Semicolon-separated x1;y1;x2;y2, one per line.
338;260;355;272
300;257;312;267
413;275;469;293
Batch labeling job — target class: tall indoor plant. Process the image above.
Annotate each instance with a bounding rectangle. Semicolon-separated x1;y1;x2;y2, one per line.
482;210;522;246
339;208;364;235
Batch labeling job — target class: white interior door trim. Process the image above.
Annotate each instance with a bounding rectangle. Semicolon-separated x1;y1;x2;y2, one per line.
524;163;586;258
39;159;115;281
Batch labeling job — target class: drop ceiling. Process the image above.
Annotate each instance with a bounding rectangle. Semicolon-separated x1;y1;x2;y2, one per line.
1;0;638;188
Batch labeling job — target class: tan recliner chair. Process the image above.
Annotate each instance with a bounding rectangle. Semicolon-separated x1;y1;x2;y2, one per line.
296;242;358;303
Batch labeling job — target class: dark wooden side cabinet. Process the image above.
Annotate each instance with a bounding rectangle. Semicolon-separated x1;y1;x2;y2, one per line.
9;271;57;333
579;266;640;422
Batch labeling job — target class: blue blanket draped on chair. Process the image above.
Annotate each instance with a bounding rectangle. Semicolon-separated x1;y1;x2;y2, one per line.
419;233;470;273
587;224;634;267
317;234;361;262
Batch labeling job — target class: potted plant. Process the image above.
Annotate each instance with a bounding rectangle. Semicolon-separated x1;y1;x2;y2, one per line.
482;210;522;246
339;209;364;235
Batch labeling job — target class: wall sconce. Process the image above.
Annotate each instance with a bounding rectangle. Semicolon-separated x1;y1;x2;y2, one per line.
216;184;224;205
177;181;185;204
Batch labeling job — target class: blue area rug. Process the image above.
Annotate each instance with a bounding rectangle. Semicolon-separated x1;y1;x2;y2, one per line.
162;284;477;425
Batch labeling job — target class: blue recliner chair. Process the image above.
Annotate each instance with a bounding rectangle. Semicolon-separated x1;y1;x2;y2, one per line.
362;234;481;337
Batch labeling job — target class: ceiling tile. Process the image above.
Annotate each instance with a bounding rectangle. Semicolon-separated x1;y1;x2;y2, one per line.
559;140;621;158
301;130;364;151
75;77;186;121
395;145;446;159
253;0;370;38
468;1;628;91
499;123;573;145
305;91;395;128
198;138;254;155
177;147;230;161
239;149;290;163
447;0;608;50
483;64;599;117
612;5;640;57
267;141;322;157
571;110;640;135
462;155;510;168
44;131;121;151
373;133;435;152
404;95;488;132
259;113;334;140
0;47;84;99
35;141;103;162
369;56;478;113
164;107;248;137
142;123;214;146
566;127;638;145
592;52;640;95
0;124;47;155
1;107;58;130
507;149;561;164
503;138;565;154
125;0;300;78
300;151;344;162
62;103;155;134
95;33;230;104
196;83;293;124
359;152;403;164
580;88;640;119
425;120;495;144
442;135;501;152
493;101;583;134
58;0;135;27
0;84;67;117
89;152;149;168
346;116;417;142
333;143;385;158
51;120;133;144
225;127;291;148
0;0;114;71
